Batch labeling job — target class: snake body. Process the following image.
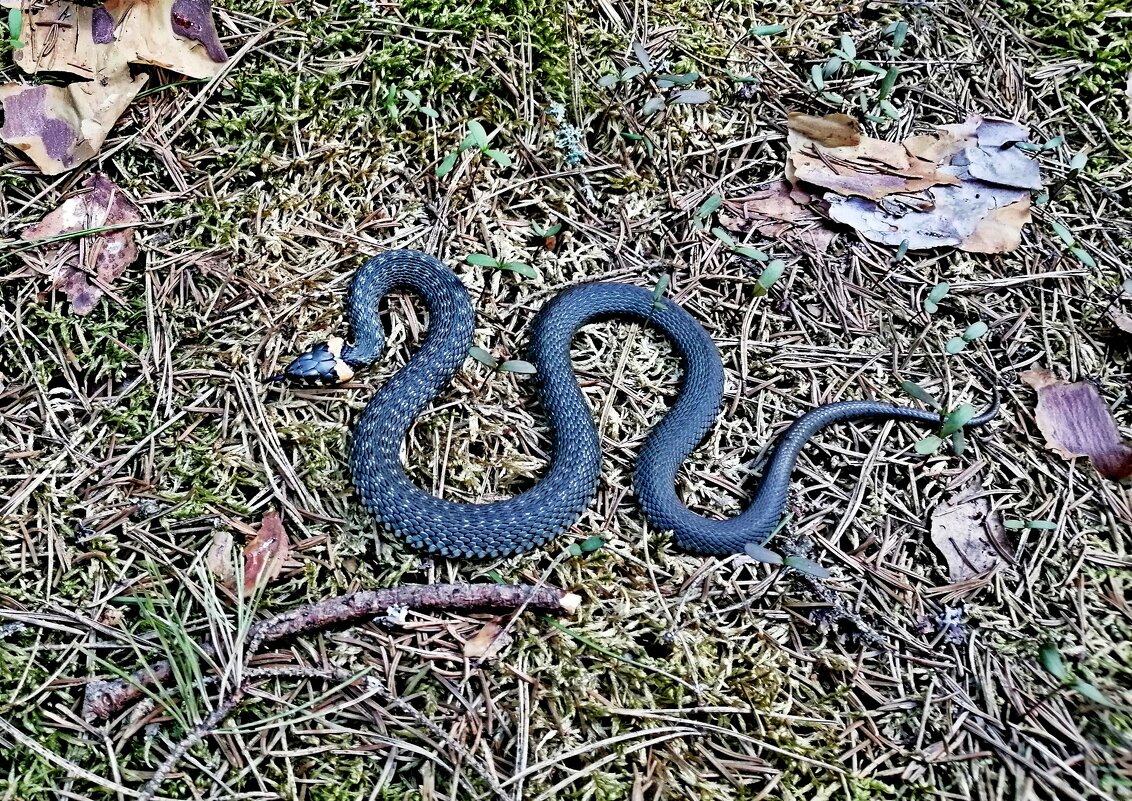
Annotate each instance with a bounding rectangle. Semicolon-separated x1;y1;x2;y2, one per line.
285;250;995;559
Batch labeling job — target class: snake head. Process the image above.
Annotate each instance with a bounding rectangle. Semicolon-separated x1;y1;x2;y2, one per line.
274;336;355;385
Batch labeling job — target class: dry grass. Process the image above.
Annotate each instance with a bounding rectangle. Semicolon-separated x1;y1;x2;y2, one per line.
2;0;1131;799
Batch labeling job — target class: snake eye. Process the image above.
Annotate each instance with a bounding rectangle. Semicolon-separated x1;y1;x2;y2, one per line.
278;338;355;385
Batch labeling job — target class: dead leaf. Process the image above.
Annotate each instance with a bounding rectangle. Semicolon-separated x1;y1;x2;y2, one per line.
1020;369;1132;480
9;0;227;82
786;111;861;147
959;199;1032;253
463;620;513;660
787;122;960;202
930;479;1013;583
787;112;1038;253
826;179;1030;253
19;173;142;314
0;76;147;175
720;181;837;252
1;0;225;173
205;526;235;587
237;511;290;596
1109;308;1132;335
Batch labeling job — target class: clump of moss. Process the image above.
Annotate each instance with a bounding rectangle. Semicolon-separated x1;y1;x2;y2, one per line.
1006;0;1132;151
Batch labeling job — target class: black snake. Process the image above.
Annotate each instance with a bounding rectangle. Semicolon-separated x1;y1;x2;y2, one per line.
278;249;997;559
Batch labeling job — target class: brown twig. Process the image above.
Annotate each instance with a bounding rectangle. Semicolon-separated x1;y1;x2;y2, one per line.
138;684;249;801
136;664;508;801
83;583;581;722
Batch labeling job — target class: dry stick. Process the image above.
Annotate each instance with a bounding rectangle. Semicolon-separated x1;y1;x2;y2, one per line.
137;665;505;801
139;684;250;801
84;583;581;722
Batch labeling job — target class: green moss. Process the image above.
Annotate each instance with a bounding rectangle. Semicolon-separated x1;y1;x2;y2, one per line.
1006;0;1132;151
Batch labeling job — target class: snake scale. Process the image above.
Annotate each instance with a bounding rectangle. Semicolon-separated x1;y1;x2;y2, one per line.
278;249;997;559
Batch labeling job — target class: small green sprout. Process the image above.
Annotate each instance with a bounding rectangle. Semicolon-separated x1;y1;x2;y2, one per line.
1038;642;1120;708
6;7;23;49
900;381;981;456
945;321;989;354
567;536;605;557
436;120;512;177
693;193;723;230
1003;518;1058;530
744;544;830;578
752;259;785;297
651;274;670;309
466;253;537;279
469;346;537;375
750;23;786;36
530;222;563;239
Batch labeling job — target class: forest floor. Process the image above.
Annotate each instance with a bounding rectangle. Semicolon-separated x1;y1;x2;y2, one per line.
1;0;1131;799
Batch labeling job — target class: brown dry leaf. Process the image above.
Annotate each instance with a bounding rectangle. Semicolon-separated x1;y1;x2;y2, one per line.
238;511;290;596
463;620;513;660
802;113;1038;253
1020;369;1132;480
826;181;1030;253
9;0;227;81
787;135;960;201
959;199;1032;253
205;526;235;587
786;111;861;148
929;479;1014;584
1110;309;1132;335
1;0;225;173
720;181;836;252
0;75;147;175
20;173;142;314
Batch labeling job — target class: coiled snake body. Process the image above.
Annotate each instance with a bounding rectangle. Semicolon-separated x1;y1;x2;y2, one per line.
279;250;996;559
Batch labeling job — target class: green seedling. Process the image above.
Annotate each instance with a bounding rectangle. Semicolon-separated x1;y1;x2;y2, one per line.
752;259;785;297
712;227;771;263
900;382;982;456
620;131;656;158
530;222;563;239
657;72;699;88
469;346;498;369
1048;219;1097;268
400;87;438;120
750;23;786;36
744;543;784;565
1004;518;1058;530
693;193;723;230
465;252;537;279
470;346;537;375
886;20;909;52
1038;642;1120;708
900;380;942;410
567;535;605;557
745;543;830;578
6;7;23;49
651;274;670;309
945;321;988;354
436;120;512;177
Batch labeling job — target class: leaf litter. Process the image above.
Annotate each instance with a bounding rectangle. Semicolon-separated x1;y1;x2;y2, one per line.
720;181;837;253
1020;369;1132;481
0;0;228;173
783;111;1040;253
18;172;142;315
929;478;1014;585
207;511;291;597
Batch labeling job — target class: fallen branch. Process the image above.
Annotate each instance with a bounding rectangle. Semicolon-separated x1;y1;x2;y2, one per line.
84;583;580;722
